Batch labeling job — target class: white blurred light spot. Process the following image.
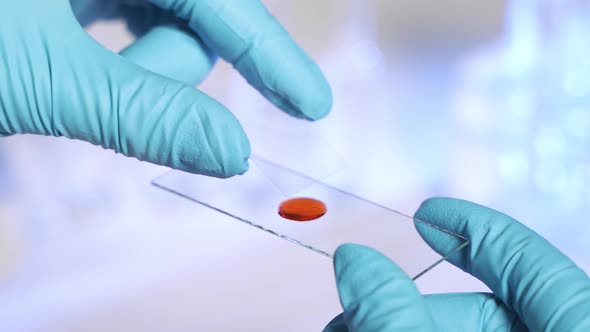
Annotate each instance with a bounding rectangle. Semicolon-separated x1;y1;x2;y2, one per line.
572;163;590;193
557;163;589;211
564;108;590;137
505;87;535;119
558;189;583;212
533;161;569;195
562;68;590;97
498;150;529;184
533;128;567;159
450;145;497;200
453;91;495;132
349;40;384;74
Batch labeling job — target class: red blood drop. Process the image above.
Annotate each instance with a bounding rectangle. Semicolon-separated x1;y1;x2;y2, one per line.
278;197;327;222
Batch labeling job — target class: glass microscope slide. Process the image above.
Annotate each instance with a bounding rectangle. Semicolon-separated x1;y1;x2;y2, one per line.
152;157;468;279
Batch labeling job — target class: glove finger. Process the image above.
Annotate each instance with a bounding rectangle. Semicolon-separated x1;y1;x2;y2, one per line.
120;25;217;86
46;33;250;177
414;197;590;331
325;293;527;332
425;293;526;332
331;243;435;332
147;0;332;120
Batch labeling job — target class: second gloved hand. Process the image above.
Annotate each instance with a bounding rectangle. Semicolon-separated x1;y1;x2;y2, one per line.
324;198;590;331
0;0;332;177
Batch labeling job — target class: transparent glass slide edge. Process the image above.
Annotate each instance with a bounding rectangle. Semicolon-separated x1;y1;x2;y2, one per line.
241;119;346;196
152;157;468;279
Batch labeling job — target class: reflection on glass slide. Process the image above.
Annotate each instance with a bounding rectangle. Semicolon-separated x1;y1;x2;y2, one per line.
152;154;468;280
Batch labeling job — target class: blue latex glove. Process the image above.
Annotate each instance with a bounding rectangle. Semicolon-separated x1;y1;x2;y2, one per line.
1;0;332;177
324;198;590;331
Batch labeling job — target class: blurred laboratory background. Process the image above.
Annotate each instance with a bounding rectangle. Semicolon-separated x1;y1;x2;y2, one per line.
1;0;590;331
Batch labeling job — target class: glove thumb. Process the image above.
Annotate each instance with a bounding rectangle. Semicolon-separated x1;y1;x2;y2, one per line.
328;244;435;332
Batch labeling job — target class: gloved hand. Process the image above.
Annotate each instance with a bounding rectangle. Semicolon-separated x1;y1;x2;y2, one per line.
324;197;590;331
0;0;332;177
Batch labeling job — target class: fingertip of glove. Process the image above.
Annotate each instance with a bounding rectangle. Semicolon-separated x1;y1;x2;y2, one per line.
414;197;503;233
170;95;252;178
298;72;333;121
258;65;333;121
333;244;423;326
413;197;469;256
214;127;252;178
211;154;250;178
236;39;333;121
414;197;454;219
333;243;381;276
334;243;394;284
210;128;252;178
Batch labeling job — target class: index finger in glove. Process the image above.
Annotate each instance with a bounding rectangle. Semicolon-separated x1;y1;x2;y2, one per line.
148;0;332;120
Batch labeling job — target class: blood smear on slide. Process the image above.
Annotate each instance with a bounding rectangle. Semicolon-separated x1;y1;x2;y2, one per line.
278;197;327;222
